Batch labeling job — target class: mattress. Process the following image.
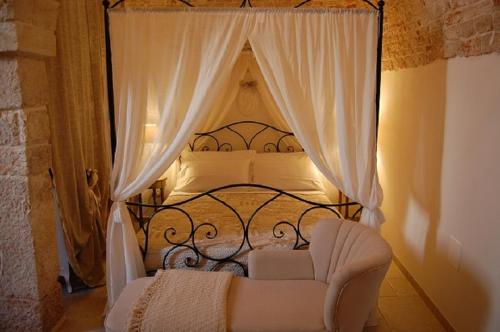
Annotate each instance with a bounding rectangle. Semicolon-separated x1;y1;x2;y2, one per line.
136;188;339;274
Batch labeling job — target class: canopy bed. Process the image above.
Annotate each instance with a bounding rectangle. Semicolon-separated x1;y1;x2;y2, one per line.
127;120;363;275
101;0;386;309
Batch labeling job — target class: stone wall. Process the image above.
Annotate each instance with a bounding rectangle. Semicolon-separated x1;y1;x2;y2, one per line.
442;0;500;58
124;0;500;71
0;0;62;330
383;0;500;70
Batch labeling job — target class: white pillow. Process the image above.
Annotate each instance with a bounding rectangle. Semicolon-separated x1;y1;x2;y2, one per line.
253;152;323;191
181;150;256;162
174;151;255;192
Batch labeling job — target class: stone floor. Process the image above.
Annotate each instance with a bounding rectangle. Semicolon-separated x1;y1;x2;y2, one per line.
364;262;446;332
53;261;446;332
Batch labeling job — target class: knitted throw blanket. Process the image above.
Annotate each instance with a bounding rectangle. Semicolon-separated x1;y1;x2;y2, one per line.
127;269;233;332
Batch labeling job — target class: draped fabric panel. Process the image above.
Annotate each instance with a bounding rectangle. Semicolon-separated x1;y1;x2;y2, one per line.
247;54;290;132
200;52;253;132
107;10;253;305
46;0;111;287
198;50;292;148
248;10;383;229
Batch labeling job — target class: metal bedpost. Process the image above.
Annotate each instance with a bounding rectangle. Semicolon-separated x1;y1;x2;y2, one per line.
103;0;117;163
375;0;385;138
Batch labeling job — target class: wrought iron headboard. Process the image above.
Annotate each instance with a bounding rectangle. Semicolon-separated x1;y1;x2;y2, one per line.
189;121;304;153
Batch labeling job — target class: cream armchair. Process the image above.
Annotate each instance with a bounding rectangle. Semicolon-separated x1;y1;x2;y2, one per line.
229;218;392;332
106;218;392;332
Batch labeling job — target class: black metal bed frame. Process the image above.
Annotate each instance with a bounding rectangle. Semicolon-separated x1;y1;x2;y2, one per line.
190;120;301;152
126;121;362;274
101;0;383;274
128;183;361;275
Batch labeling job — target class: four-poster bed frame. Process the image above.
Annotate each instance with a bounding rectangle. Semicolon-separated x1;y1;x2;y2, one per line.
101;0;385;275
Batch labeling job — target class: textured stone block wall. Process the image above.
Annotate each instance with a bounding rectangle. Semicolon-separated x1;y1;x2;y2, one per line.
442;0;500;58
0;0;62;330
383;0;500;70
125;0;500;70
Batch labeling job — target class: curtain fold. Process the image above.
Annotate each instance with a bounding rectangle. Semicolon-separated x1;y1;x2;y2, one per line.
199;52;253;132
247;53;290;132
248;10;383;229
107;10;253;305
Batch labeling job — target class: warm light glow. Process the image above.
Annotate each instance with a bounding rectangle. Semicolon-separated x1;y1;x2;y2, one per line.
144;123;158;143
379;78;389;120
403;197;430;264
377;76;389;180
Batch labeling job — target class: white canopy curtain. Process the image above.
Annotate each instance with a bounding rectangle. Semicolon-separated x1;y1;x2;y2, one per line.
200;52;254;132
202;49;291;133
248;9;383;228
108;9;253;305
107;7;381;305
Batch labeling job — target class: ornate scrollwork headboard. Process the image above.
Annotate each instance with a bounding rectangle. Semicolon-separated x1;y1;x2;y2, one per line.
189;121;303;152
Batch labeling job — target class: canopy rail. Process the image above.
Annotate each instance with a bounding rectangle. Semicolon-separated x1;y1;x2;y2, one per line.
240;0;252;8
295;0;378;9
110;0;379;9
102;0;385;159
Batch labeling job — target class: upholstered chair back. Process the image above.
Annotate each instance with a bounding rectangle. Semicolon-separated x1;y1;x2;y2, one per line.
310;218;392;332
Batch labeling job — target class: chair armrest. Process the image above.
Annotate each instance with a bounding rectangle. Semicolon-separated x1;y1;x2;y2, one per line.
248;249;315;280
323;254;391;332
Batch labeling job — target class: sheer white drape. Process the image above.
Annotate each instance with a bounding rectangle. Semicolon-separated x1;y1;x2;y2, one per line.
200;52;253;132
249;10;383;228
247;54;291;132
107;10;252;305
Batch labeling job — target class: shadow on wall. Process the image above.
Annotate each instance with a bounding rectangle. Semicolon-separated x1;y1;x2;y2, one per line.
378;60;490;330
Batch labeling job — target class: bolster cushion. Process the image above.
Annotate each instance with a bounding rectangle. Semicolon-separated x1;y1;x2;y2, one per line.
248;249;315;280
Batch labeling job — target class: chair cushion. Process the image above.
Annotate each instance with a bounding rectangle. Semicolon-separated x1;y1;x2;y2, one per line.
105;276;328;332
228;277;327;332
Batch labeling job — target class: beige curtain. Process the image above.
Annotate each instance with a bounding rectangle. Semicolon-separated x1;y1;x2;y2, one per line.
46;0;111;287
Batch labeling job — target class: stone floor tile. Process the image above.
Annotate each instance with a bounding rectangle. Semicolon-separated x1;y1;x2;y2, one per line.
379;278;398;297
53;286;106;332
379;296;445;332
386;262;405;279
387;277;419;297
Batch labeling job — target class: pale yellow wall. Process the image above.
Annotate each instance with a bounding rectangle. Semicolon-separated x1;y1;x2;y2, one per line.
379;53;500;332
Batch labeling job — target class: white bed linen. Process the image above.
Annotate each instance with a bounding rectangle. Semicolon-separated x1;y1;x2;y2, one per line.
175;150;256;192
253;152;323;191
137;188;338;273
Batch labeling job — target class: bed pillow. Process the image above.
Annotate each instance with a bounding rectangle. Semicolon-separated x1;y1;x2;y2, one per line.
174;151;255;192
180;150;256;162
253;152;323;191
